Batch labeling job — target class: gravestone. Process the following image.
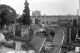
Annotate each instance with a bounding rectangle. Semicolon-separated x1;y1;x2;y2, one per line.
30;36;46;53
15;42;22;51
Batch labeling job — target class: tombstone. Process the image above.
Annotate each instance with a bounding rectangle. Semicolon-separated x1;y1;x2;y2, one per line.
52;29;65;53
75;47;80;53
15;42;22;51
30;36;46;53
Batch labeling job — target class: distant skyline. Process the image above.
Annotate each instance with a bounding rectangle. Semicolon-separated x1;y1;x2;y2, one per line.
1;0;79;15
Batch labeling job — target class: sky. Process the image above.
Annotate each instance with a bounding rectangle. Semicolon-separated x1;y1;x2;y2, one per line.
0;0;79;15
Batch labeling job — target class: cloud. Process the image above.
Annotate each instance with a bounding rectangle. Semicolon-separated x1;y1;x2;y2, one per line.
1;0;25;15
1;0;79;15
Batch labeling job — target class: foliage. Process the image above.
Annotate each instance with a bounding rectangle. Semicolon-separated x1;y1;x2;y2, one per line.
35;18;41;25
57;19;72;27
0;4;17;28
17;15;23;25
22;1;31;25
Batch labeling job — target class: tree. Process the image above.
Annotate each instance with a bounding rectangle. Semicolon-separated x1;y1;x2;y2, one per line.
35;18;41;25
22;0;31;25
17;15;23;25
0;4;17;29
57;19;72;27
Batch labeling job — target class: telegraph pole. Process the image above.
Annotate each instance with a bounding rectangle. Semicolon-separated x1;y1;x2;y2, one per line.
79;0;80;10
78;0;80;16
76;0;80;39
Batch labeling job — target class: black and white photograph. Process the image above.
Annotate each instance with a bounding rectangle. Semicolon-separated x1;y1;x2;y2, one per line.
0;0;79;53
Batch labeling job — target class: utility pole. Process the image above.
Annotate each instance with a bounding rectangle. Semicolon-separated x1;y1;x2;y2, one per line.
78;0;80;16
78;0;80;20
76;0;80;39
79;0;80;10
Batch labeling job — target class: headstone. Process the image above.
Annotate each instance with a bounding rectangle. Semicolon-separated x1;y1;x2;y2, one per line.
0;33;6;42
30;36;46;52
75;47;80;52
52;29;65;53
15;42;22;51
